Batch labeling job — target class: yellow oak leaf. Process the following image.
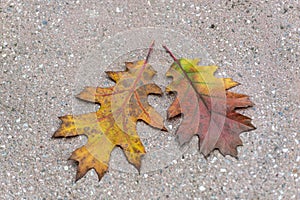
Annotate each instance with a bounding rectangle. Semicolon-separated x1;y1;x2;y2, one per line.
53;42;166;181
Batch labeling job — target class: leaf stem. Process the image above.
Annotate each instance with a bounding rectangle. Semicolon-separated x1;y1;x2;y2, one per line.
145;40;155;63
162;45;178;61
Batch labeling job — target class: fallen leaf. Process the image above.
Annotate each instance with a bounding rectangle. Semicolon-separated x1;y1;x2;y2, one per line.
53;42;166;181
163;45;255;157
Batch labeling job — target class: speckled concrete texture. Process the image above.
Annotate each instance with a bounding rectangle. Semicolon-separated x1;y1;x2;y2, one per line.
1;0;299;199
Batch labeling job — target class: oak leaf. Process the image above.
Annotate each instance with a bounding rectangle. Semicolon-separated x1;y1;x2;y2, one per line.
53;42;166;181
163;46;255;157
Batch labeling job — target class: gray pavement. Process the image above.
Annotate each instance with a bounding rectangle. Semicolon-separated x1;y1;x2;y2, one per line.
1;0;299;199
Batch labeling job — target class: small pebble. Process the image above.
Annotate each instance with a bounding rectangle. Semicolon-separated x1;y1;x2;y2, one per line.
116;7;121;13
42;20;48;25
282;148;289;153
23;123;28;128
199;186;206;191
220;168;227;173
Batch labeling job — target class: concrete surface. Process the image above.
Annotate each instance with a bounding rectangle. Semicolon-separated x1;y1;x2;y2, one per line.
1;0;299;199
